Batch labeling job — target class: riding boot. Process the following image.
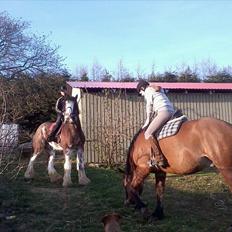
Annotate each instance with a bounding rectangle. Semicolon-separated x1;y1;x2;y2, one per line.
47;115;63;142
150;137;165;167
47;130;57;142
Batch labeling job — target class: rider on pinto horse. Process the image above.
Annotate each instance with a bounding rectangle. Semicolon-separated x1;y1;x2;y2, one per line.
137;79;175;167
47;86;69;142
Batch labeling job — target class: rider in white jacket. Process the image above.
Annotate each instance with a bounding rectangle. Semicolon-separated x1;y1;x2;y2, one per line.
137;80;175;166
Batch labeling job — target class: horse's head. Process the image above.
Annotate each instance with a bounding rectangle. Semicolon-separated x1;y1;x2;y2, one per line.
123;173;133;206
123;172;144;206
64;97;78;123
123;129;146;206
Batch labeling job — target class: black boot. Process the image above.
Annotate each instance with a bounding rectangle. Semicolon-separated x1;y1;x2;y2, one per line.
150;137;165;167
47;134;55;142
47;122;60;142
47;130;57;142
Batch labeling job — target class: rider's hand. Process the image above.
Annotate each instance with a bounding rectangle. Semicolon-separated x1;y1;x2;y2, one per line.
142;123;148;129
142;118;149;129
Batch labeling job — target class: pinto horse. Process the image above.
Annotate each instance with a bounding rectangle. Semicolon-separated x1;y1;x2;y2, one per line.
24;96;90;187
123;117;232;220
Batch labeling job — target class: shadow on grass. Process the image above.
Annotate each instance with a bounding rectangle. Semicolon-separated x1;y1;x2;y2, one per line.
0;164;231;232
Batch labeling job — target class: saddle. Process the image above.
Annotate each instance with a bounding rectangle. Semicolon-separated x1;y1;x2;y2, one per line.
148;109;188;168
154;109;188;140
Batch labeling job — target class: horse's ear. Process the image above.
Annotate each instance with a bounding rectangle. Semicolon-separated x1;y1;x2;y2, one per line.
76;94;81;103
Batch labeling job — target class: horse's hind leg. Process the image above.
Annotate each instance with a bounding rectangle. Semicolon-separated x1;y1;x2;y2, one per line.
47;150;62;183
24;152;40;179
151;171;166;220
24;128;45;180
218;168;232;192
76;147;90;185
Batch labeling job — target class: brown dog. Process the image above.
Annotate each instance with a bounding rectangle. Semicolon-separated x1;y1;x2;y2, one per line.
101;213;122;232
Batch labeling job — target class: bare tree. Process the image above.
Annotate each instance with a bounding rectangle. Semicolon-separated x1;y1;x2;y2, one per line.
116;59;128;80
0;82;22;177
93;90;136;166
0;12;65;78
101;69;112;82
91;61;104;81
198;58;218;80
135;63;145;80
75;65;89;80
116;59;134;81
0;79;7;123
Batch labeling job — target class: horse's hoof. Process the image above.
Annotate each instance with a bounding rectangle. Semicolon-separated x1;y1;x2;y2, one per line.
124;199;130;207
141;207;150;220
79;177;91;186
152;209;164;220
147;214;162;223
50;174;62;183
147;216;154;224
24;177;33;183
62;180;73;187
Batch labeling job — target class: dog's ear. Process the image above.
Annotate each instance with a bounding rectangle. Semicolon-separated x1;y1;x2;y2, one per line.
101;215;109;225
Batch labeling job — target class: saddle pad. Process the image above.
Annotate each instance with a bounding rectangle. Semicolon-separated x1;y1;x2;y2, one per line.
156;115;188;140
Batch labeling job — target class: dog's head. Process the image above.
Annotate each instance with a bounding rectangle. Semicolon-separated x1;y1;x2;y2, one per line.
101;213;122;232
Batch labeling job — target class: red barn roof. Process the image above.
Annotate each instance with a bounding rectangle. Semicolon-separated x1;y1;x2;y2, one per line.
67;81;232;90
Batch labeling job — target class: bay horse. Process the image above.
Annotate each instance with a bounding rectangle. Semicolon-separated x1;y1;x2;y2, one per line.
24;95;90;187
123;117;232;220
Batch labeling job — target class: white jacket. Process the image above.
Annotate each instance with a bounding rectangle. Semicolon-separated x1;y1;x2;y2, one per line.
143;86;174;127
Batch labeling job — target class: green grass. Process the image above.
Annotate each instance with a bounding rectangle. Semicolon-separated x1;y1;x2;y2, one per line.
0;159;231;232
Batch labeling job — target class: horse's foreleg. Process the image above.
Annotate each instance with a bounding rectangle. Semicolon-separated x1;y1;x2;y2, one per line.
76;147;90;185
63;151;72;187
152;171;166;220
47;150;62;183
24;152;39;179
129;168;150;218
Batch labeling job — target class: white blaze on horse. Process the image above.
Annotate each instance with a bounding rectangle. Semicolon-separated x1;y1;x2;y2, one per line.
24;95;90;187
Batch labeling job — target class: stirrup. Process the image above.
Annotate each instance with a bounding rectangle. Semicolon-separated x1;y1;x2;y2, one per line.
147;159;165;168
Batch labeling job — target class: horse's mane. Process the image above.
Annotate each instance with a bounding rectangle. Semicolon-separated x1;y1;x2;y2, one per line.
125;128;143;176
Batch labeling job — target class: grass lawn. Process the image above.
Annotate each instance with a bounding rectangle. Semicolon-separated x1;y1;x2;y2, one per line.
0;158;231;232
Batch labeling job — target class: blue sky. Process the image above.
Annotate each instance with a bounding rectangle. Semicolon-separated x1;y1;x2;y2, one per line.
1;0;232;76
